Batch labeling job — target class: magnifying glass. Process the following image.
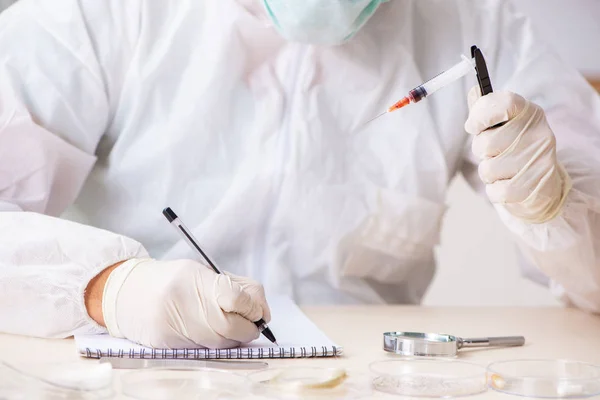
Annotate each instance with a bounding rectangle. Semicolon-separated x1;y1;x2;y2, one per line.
384;332;525;357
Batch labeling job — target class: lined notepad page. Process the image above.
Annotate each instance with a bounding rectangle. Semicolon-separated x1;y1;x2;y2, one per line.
75;296;342;359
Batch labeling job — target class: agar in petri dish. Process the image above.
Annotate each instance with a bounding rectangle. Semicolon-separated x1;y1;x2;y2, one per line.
487;359;600;398
121;367;251;399
248;367;371;399
370;358;487;398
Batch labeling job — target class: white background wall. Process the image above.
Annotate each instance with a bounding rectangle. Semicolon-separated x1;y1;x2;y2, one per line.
423;0;600;306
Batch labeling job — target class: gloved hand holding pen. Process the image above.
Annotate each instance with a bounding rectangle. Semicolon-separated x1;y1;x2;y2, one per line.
465;87;572;224
86;258;272;349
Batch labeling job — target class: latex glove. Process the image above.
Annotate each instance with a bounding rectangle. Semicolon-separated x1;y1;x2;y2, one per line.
102;258;271;349
465;87;571;223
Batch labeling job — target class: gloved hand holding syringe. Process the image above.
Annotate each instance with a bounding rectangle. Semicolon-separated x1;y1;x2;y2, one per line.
363;46;488;126
365;45;570;225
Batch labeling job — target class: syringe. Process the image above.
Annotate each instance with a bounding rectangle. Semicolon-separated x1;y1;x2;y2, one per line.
363;55;476;126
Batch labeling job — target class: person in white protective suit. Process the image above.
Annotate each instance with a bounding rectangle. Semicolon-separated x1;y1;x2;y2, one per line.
1;0;599;350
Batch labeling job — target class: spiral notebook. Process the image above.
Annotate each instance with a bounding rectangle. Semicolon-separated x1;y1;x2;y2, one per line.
75;296;342;359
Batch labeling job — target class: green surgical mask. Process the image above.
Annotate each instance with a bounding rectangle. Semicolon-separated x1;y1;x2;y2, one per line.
263;0;387;45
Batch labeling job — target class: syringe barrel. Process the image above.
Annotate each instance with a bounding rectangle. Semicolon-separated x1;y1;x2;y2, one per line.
418;56;475;99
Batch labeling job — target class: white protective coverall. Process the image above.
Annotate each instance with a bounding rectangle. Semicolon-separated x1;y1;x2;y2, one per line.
0;0;599;339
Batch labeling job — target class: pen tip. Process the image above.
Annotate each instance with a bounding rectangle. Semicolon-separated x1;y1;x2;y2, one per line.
274;342;279;347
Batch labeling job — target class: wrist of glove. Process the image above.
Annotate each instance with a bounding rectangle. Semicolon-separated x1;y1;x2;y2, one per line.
465;86;572;224
101;258;271;349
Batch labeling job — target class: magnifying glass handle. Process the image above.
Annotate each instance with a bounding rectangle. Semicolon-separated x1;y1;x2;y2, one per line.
459;336;525;349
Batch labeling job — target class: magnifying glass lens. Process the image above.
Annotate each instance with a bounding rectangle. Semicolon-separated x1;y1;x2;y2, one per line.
384;332;459;357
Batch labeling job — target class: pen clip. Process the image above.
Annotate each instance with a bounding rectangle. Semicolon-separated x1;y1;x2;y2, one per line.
471;45;506;129
471;45;494;96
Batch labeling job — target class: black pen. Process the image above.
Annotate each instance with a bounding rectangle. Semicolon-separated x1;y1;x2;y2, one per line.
162;207;278;346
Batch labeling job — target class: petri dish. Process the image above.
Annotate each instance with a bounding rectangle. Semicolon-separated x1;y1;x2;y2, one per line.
121;367;251;399
248;367;371;399
0;360;114;400
487;359;600;398
370;359;487;398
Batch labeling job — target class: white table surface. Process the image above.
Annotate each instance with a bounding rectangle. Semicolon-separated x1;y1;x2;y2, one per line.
1;306;599;399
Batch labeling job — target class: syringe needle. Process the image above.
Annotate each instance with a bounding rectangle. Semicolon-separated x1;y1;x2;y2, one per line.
361;111;387;127
361;96;411;128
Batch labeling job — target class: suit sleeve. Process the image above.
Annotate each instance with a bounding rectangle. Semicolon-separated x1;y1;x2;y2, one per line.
0;0;148;338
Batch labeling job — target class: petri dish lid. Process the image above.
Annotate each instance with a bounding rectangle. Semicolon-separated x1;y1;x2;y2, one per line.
248;367;371;399
121;367;251;399
487;359;600;398
370;358;487;398
0;360;114;400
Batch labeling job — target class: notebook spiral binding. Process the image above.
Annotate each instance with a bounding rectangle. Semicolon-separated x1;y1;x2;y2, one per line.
85;346;341;359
